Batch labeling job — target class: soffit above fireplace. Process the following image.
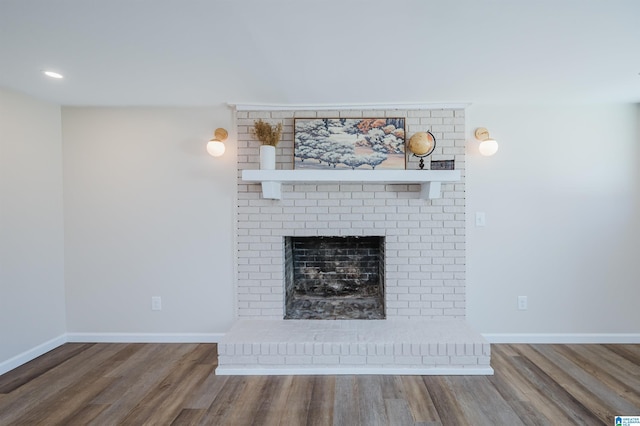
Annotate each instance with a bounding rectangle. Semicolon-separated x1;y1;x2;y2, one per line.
241;169;461;200
231;102;471;111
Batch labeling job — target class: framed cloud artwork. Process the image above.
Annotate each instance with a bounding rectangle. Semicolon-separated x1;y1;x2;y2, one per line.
294;118;406;170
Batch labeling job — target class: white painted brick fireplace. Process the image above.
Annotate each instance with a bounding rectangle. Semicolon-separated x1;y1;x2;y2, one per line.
216;106;492;375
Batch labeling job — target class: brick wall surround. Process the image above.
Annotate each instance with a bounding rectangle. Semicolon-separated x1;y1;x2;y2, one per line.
236;108;466;320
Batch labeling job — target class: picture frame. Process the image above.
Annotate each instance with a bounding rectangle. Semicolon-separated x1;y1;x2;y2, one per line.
294;118;406;170
430;159;455;170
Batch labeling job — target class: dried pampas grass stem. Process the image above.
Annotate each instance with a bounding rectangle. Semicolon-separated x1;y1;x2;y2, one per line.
252;119;283;146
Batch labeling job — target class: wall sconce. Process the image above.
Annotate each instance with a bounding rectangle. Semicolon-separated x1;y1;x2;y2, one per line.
206;128;228;157
474;127;499;156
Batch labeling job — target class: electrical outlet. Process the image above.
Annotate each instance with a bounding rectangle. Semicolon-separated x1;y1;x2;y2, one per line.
517;296;528;310
475;212;486;227
151;296;162;311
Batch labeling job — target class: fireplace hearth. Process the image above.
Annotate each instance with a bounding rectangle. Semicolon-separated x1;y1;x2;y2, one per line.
284;236;385;320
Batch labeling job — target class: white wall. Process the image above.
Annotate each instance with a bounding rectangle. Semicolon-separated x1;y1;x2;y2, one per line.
2;98;637;371
466;103;640;335
0;88;66;366
62;107;236;336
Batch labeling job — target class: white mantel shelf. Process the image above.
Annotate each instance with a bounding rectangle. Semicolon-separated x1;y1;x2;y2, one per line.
241;169;461;200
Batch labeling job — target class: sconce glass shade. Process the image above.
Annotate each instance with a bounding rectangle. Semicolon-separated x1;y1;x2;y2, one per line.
207;140;225;157
207;127;228;157
475;127;499;156
478;139;499;156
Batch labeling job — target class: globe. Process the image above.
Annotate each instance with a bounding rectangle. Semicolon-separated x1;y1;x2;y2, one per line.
408;131;437;170
408;131;435;156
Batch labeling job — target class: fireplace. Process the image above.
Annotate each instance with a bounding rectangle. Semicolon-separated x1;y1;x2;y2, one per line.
235;107;468;321
216;106;493;376
284;236;385;320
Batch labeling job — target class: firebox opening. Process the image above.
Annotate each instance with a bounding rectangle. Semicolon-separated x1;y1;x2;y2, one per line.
284;236;385;320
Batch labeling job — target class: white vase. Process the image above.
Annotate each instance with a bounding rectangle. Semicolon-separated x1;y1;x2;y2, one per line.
260;145;276;170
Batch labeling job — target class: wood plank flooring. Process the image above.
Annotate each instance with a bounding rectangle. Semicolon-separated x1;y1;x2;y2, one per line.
0;343;638;425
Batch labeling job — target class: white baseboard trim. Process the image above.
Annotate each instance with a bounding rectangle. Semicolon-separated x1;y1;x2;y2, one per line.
0;332;226;376
483;333;640;344
66;332;225;344
215;366;494;376
0;334;67;376
4;332;636;377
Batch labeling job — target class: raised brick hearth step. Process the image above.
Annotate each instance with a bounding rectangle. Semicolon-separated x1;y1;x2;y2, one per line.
216;319;492;375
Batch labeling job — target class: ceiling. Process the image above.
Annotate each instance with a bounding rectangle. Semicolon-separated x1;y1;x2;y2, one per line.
1;0;639;107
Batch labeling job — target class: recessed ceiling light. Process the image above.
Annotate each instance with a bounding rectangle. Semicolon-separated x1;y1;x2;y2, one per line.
43;70;64;79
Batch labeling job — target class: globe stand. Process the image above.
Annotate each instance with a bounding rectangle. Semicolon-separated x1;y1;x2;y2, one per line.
415;155;427;170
